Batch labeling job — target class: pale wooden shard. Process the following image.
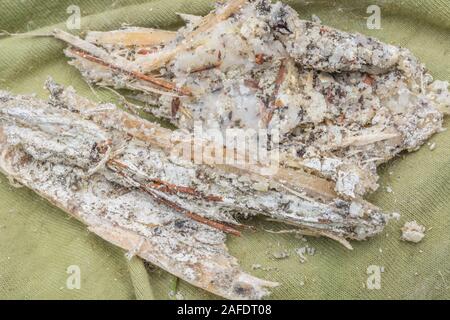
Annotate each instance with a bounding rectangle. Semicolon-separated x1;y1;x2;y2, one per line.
85;28;177;47
53;29;192;96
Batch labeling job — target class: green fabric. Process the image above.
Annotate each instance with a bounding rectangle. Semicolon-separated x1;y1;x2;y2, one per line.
0;0;449;300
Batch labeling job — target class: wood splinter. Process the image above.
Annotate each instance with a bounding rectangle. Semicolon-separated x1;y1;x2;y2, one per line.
69;48;192;97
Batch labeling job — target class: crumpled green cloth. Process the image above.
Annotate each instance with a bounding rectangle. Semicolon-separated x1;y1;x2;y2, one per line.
0;0;449;300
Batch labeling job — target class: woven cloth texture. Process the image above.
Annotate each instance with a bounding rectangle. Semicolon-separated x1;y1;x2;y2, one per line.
0;0;449;300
